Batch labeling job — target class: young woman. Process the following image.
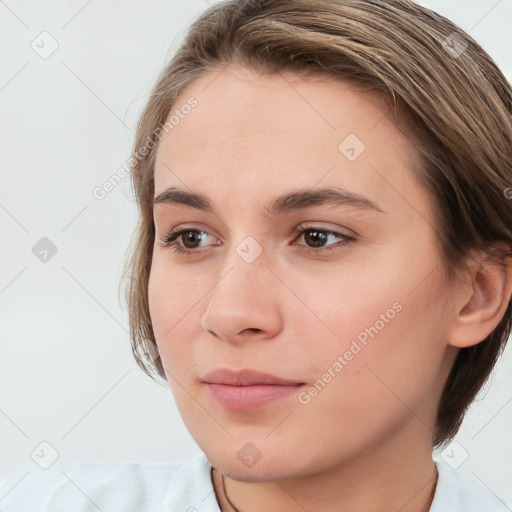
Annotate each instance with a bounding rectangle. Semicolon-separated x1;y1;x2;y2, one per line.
1;0;511;510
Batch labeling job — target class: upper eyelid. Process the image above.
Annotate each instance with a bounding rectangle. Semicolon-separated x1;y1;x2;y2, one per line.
166;223;350;234
164;220;356;235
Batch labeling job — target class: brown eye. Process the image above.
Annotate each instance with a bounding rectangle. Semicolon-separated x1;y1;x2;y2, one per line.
295;227;355;253
162;229;213;254
302;229;329;247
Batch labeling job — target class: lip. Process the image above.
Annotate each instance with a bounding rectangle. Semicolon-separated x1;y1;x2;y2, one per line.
202;368;305;412
202;368;304;386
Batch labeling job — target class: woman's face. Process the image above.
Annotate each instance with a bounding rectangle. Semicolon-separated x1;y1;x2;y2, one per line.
148;66;459;480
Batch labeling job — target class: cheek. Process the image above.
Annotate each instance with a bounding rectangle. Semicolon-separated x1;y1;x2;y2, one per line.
147;266;167;340
287;244;414;359
147;261;198;363
297;239;450;398
285;277;449;464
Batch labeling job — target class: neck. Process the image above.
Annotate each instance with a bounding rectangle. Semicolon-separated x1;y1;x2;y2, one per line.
211;425;438;512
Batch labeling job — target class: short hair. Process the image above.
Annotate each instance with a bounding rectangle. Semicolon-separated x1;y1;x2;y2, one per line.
120;0;512;449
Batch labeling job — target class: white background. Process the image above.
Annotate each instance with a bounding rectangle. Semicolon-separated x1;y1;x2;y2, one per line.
1;0;511;505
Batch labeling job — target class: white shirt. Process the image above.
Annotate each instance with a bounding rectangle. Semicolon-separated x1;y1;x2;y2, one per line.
0;452;510;511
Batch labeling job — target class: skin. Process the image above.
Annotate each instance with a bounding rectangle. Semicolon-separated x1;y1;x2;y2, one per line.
148;65;512;512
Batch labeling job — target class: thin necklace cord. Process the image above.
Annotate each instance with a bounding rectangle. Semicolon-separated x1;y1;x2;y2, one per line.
221;471;241;512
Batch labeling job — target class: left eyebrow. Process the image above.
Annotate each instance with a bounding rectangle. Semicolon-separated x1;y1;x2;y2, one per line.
153;186;385;215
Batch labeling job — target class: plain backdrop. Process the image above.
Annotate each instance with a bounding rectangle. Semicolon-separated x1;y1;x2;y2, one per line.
1;0;511;505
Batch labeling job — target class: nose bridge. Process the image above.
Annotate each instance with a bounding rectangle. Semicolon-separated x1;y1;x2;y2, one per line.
201;232;280;340
211;233;269;306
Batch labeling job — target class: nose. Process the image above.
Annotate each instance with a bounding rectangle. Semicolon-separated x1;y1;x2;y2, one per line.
200;250;282;345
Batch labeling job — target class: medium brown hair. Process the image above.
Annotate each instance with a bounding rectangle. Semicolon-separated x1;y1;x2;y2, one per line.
120;0;512;449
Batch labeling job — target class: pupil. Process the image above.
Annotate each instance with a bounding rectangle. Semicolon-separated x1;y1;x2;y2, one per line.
183;231;201;248
305;230;326;247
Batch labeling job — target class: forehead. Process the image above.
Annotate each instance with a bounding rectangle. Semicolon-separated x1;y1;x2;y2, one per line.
153;66;433;226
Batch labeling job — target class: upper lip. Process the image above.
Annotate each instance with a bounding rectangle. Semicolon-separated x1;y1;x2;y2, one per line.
202;368;304;386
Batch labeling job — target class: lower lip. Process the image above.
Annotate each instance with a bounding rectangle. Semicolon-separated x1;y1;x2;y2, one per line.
205;383;305;412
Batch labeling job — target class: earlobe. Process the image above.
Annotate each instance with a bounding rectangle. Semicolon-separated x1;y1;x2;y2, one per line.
448;250;512;349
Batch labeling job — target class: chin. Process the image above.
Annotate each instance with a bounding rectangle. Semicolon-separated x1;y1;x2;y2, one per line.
207;448;309;483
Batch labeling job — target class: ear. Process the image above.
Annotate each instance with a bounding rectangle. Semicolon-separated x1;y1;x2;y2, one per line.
447;246;512;349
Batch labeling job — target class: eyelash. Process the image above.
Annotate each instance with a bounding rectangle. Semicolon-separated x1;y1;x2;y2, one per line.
161;226;355;255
